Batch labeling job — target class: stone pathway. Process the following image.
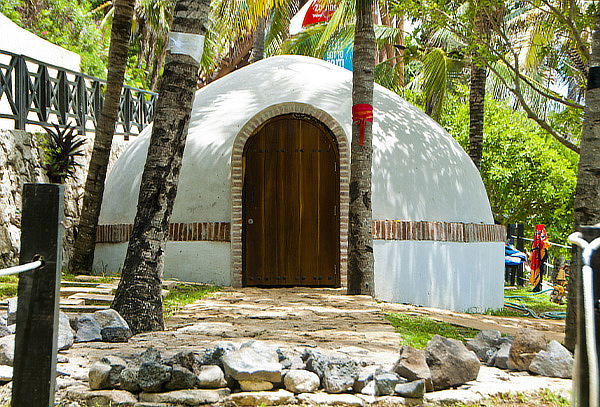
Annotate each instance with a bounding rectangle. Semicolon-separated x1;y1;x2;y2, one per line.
55;287;572;405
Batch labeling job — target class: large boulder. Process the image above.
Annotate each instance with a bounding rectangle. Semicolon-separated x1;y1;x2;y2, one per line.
93;309;132;343
425;335;480;390
393;345;433;391
88;356;127;390
75;314;102;343
303;350;358;394
529;340;573;378
137;361;172;392
465;330;504;364
507;329;547;371
166;364;198;390
284;369;320;393
221;343;282;383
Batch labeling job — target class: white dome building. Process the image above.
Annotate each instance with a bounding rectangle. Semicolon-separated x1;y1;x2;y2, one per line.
95;55;505;312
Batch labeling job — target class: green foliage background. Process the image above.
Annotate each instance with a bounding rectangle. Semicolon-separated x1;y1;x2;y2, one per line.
440;91;578;245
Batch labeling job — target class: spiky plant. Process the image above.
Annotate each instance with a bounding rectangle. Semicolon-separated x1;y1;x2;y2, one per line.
41;123;86;184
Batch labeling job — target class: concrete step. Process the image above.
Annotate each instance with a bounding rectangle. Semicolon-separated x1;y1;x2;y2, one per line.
59;304;108;313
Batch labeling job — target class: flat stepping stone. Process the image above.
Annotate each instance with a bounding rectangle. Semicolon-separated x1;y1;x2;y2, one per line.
60;287;113;297
68;293;114;305
59;304;108;313
60;298;86;306
61;281;102;288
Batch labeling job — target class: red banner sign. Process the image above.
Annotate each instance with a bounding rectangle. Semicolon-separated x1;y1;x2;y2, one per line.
352;104;373;146
302;0;336;27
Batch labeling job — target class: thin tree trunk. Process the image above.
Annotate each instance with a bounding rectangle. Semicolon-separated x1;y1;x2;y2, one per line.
347;0;376;296
565;9;600;352
249;17;266;63
469;62;486;170
69;0;134;274
395;14;405;87
112;0;210;334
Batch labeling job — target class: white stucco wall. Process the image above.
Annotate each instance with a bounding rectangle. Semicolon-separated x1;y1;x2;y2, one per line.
0;13;81;70
94;242;231;285
99;55;492;225
374;240;504;312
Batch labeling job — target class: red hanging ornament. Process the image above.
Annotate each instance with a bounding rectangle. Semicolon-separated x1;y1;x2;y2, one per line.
352;104;373;146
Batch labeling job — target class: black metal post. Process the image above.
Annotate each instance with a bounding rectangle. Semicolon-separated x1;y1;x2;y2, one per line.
11;183;64;407
516;224;525;285
14;55;27;130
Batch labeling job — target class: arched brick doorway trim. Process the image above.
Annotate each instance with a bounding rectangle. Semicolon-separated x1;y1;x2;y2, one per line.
230;103;350;287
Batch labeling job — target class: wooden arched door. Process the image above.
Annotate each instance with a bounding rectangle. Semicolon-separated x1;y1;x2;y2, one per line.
242;114;340;287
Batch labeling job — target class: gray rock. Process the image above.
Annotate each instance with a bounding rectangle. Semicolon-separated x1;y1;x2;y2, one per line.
507;329;547;371
494;342;512;370
166;364;198;390
0;325;11;339
139;347;163;364
198;342;237;368
425;335;480;391
58;312;75;351
6;325;14;334
395;379;425;398
393;345;433;391
240;341;279;362
228;389;293;406
57;354;69;363
0;335;14;366
465;330;503;364
302;349;329;378
139;388;230;405
93;309;132;343
88;356;127;390
119;367;141;393
353;365;378;393
321;357;359;393
284;369;320;393
196;365;227;388
169;350;201;373
221;346;282;383
137;362;172;392
529;340;573;378
75;314;102;342
297;392;365;406
7;297;17;325
373;372;402;396
360;380;376;396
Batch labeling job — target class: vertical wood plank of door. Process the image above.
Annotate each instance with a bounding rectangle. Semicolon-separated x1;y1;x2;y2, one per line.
264;125;279;285
284;120;301;285
318;131;339;285
300;121;320;285
243;136;260;285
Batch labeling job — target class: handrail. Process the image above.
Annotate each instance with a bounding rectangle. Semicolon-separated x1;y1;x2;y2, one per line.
0;260;43;277
509;235;572;249
0;49;157;138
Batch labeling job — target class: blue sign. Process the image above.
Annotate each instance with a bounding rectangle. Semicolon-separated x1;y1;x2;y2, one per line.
324;45;353;71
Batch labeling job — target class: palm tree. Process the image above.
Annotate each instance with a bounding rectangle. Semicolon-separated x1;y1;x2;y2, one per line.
347;0;376;295
112;0;210;334
69;0;135;274
565;7;600;354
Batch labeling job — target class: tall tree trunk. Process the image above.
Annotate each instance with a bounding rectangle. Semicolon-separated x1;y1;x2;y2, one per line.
565;9;600;352
69;0;134;274
112;0;209;334
395;14;405;87
249;17;266;63
468;62;486;170
347;0;376;295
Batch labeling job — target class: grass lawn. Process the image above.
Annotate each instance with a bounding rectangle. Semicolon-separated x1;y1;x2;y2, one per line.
486;287;567;318
163;283;220;317
385;313;479;349
0;276;18;300
446;389;569;407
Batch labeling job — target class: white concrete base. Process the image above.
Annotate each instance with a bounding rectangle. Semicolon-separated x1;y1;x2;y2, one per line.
93;241;231;286
374;240;504;312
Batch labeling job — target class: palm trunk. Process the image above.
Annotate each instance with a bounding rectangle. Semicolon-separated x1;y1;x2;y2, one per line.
69;0;134;274
347;0;376;296
112;0;210;334
249;18;266;63
565;9;600;352
468;62;486;170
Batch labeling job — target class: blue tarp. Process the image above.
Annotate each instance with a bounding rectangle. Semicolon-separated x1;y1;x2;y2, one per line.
505;243;527;266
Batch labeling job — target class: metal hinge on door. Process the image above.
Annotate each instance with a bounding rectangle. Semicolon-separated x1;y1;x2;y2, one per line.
334;205;337;216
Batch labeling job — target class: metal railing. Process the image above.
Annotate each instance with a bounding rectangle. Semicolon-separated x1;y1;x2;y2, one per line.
0;259;42;277
0;49;157;139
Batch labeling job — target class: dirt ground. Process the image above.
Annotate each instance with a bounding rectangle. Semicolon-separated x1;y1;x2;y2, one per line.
56;287;570;406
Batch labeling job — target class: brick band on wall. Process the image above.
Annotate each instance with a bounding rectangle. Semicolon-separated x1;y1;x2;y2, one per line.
96;222;231;243
372;220;506;243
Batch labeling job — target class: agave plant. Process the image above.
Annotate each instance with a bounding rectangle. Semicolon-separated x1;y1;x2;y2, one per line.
41;123;86;184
